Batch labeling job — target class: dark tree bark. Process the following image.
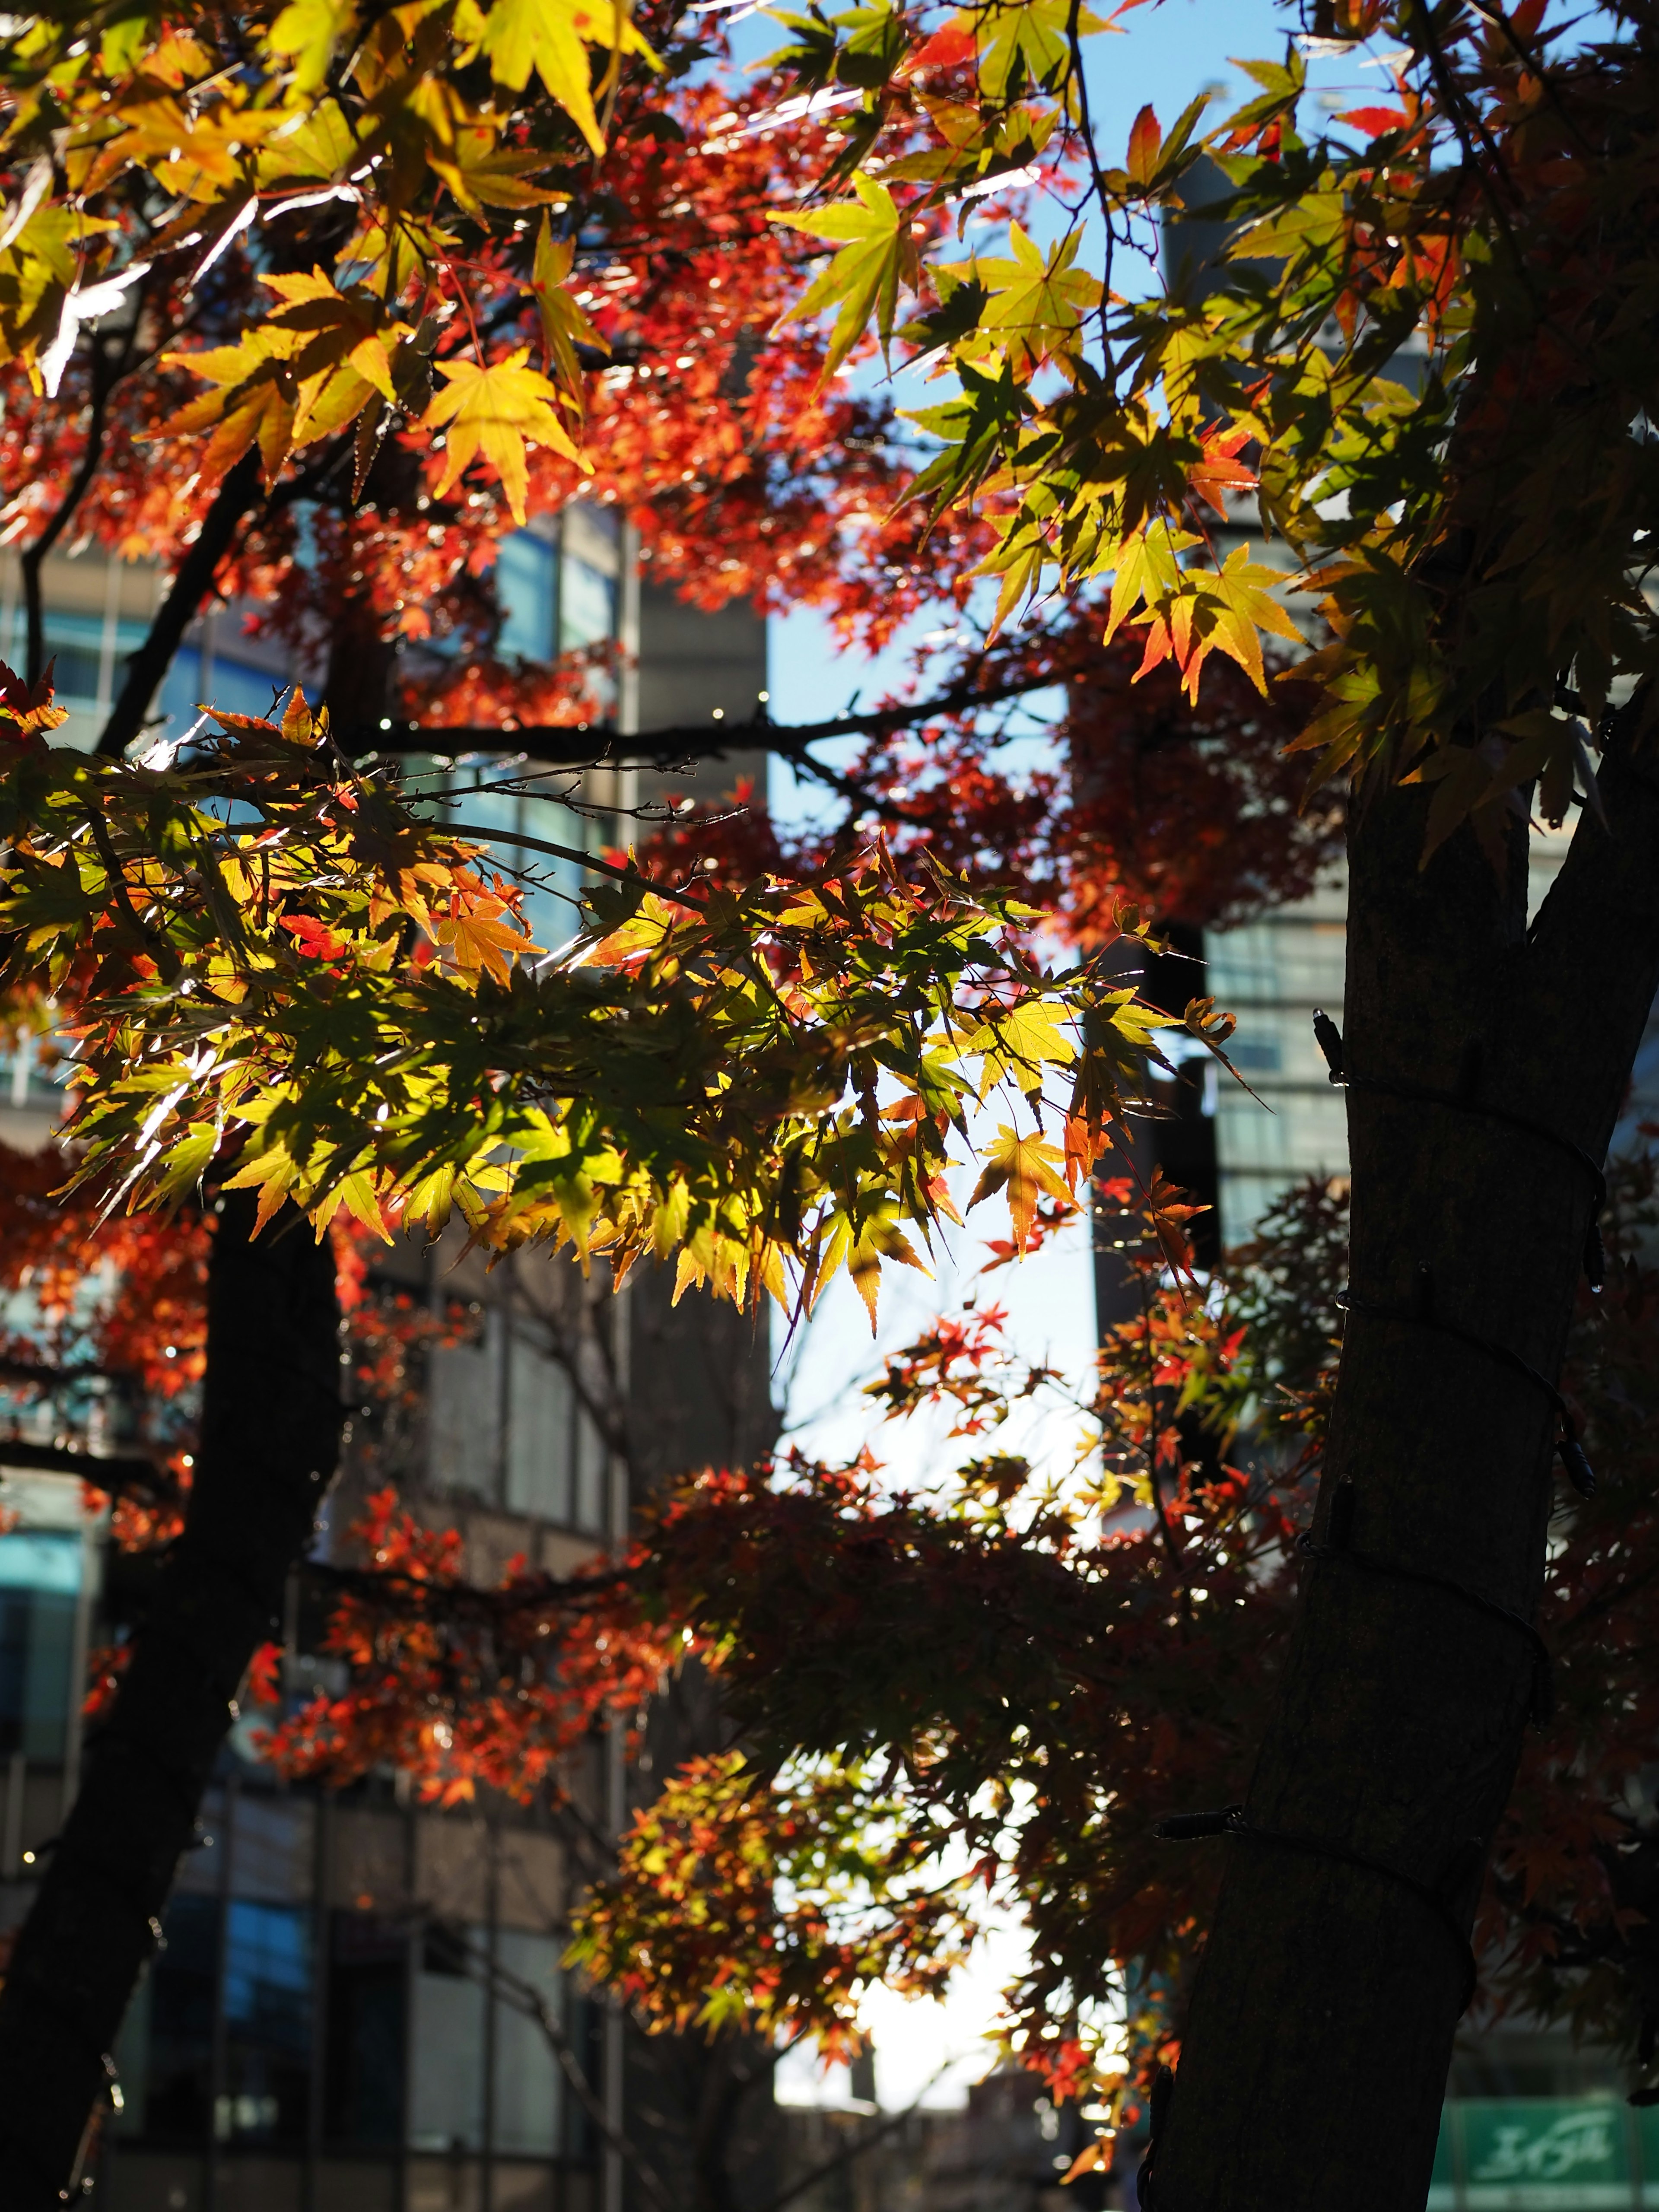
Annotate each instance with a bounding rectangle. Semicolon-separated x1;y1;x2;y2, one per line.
1152;727;1659;2210
0;1191;341;2207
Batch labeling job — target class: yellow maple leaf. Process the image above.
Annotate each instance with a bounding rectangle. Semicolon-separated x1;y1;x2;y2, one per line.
477;0;659;157
423;349;584;524
965;997;1076;1098
311;1166;394;1244
966;1123;1071;1252
222;1144;302;1236
531;214;607;414
432;891;542;981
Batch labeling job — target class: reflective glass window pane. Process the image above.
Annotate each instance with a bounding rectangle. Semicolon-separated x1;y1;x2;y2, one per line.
491;1930;562;2157
229;1794;314;1903
498;534;556;664
559;555;615;652
574;1408;607;1535
408;1923;486;2153
505;1328;572;1525
428;1314;502;1501
207;657;288;723
159;645;204;740
0;1534;80;1759
219;1898;313;2145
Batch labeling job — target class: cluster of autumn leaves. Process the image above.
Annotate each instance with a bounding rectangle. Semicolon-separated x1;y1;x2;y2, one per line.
0;675;1198;1314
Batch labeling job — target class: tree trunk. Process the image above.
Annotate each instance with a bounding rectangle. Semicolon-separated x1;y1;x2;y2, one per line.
1150;738;1659;2210
0;1192;341;2206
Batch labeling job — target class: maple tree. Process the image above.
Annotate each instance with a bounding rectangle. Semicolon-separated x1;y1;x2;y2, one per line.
0;0;1657;2207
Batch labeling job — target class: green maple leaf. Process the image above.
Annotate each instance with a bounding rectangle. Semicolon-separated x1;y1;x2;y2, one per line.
952;224;1100;379
975;0;1106;104
771;174;914;380
898;355;1026;516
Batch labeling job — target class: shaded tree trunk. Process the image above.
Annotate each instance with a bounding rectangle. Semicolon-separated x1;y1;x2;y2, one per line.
1153;732;1659;2209
0;1192;341;2206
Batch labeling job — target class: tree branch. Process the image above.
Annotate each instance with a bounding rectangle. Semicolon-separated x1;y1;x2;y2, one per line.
344;667;1061;773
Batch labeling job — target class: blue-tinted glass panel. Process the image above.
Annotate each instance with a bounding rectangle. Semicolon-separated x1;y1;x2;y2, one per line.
218;1898;313;2143
0;1535;80;1758
575;1408;607;1536
428;1312;502;1503
408;1922;486;2153
159;646;204;740
492;1930;562;2155
19;613;152;706
499;534;556;664
505;1329;572;1526
0;1532;80;1592
207;657;289;724
559;554;615;652
228;1793;312;1902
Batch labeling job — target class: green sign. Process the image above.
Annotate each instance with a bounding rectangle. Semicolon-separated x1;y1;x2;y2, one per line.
1430;2100;1637;2209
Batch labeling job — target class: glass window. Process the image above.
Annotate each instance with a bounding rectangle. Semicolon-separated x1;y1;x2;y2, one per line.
0;1529;82;1594
325;1912;406;2148
0;1531;80;1760
428;1313;503;1501
575;1407;608;1537
119;1891;220;2141
207;657;288;724
505;1328;573;1525
159;645;204;740
453;782;522;849
491;1930;563;2157
229;1794;315;1903
498;534;556;664
218;1898;313;2144
559;554;616;653
408;1922;486;2153
15;611;150;707
41;638;102;703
